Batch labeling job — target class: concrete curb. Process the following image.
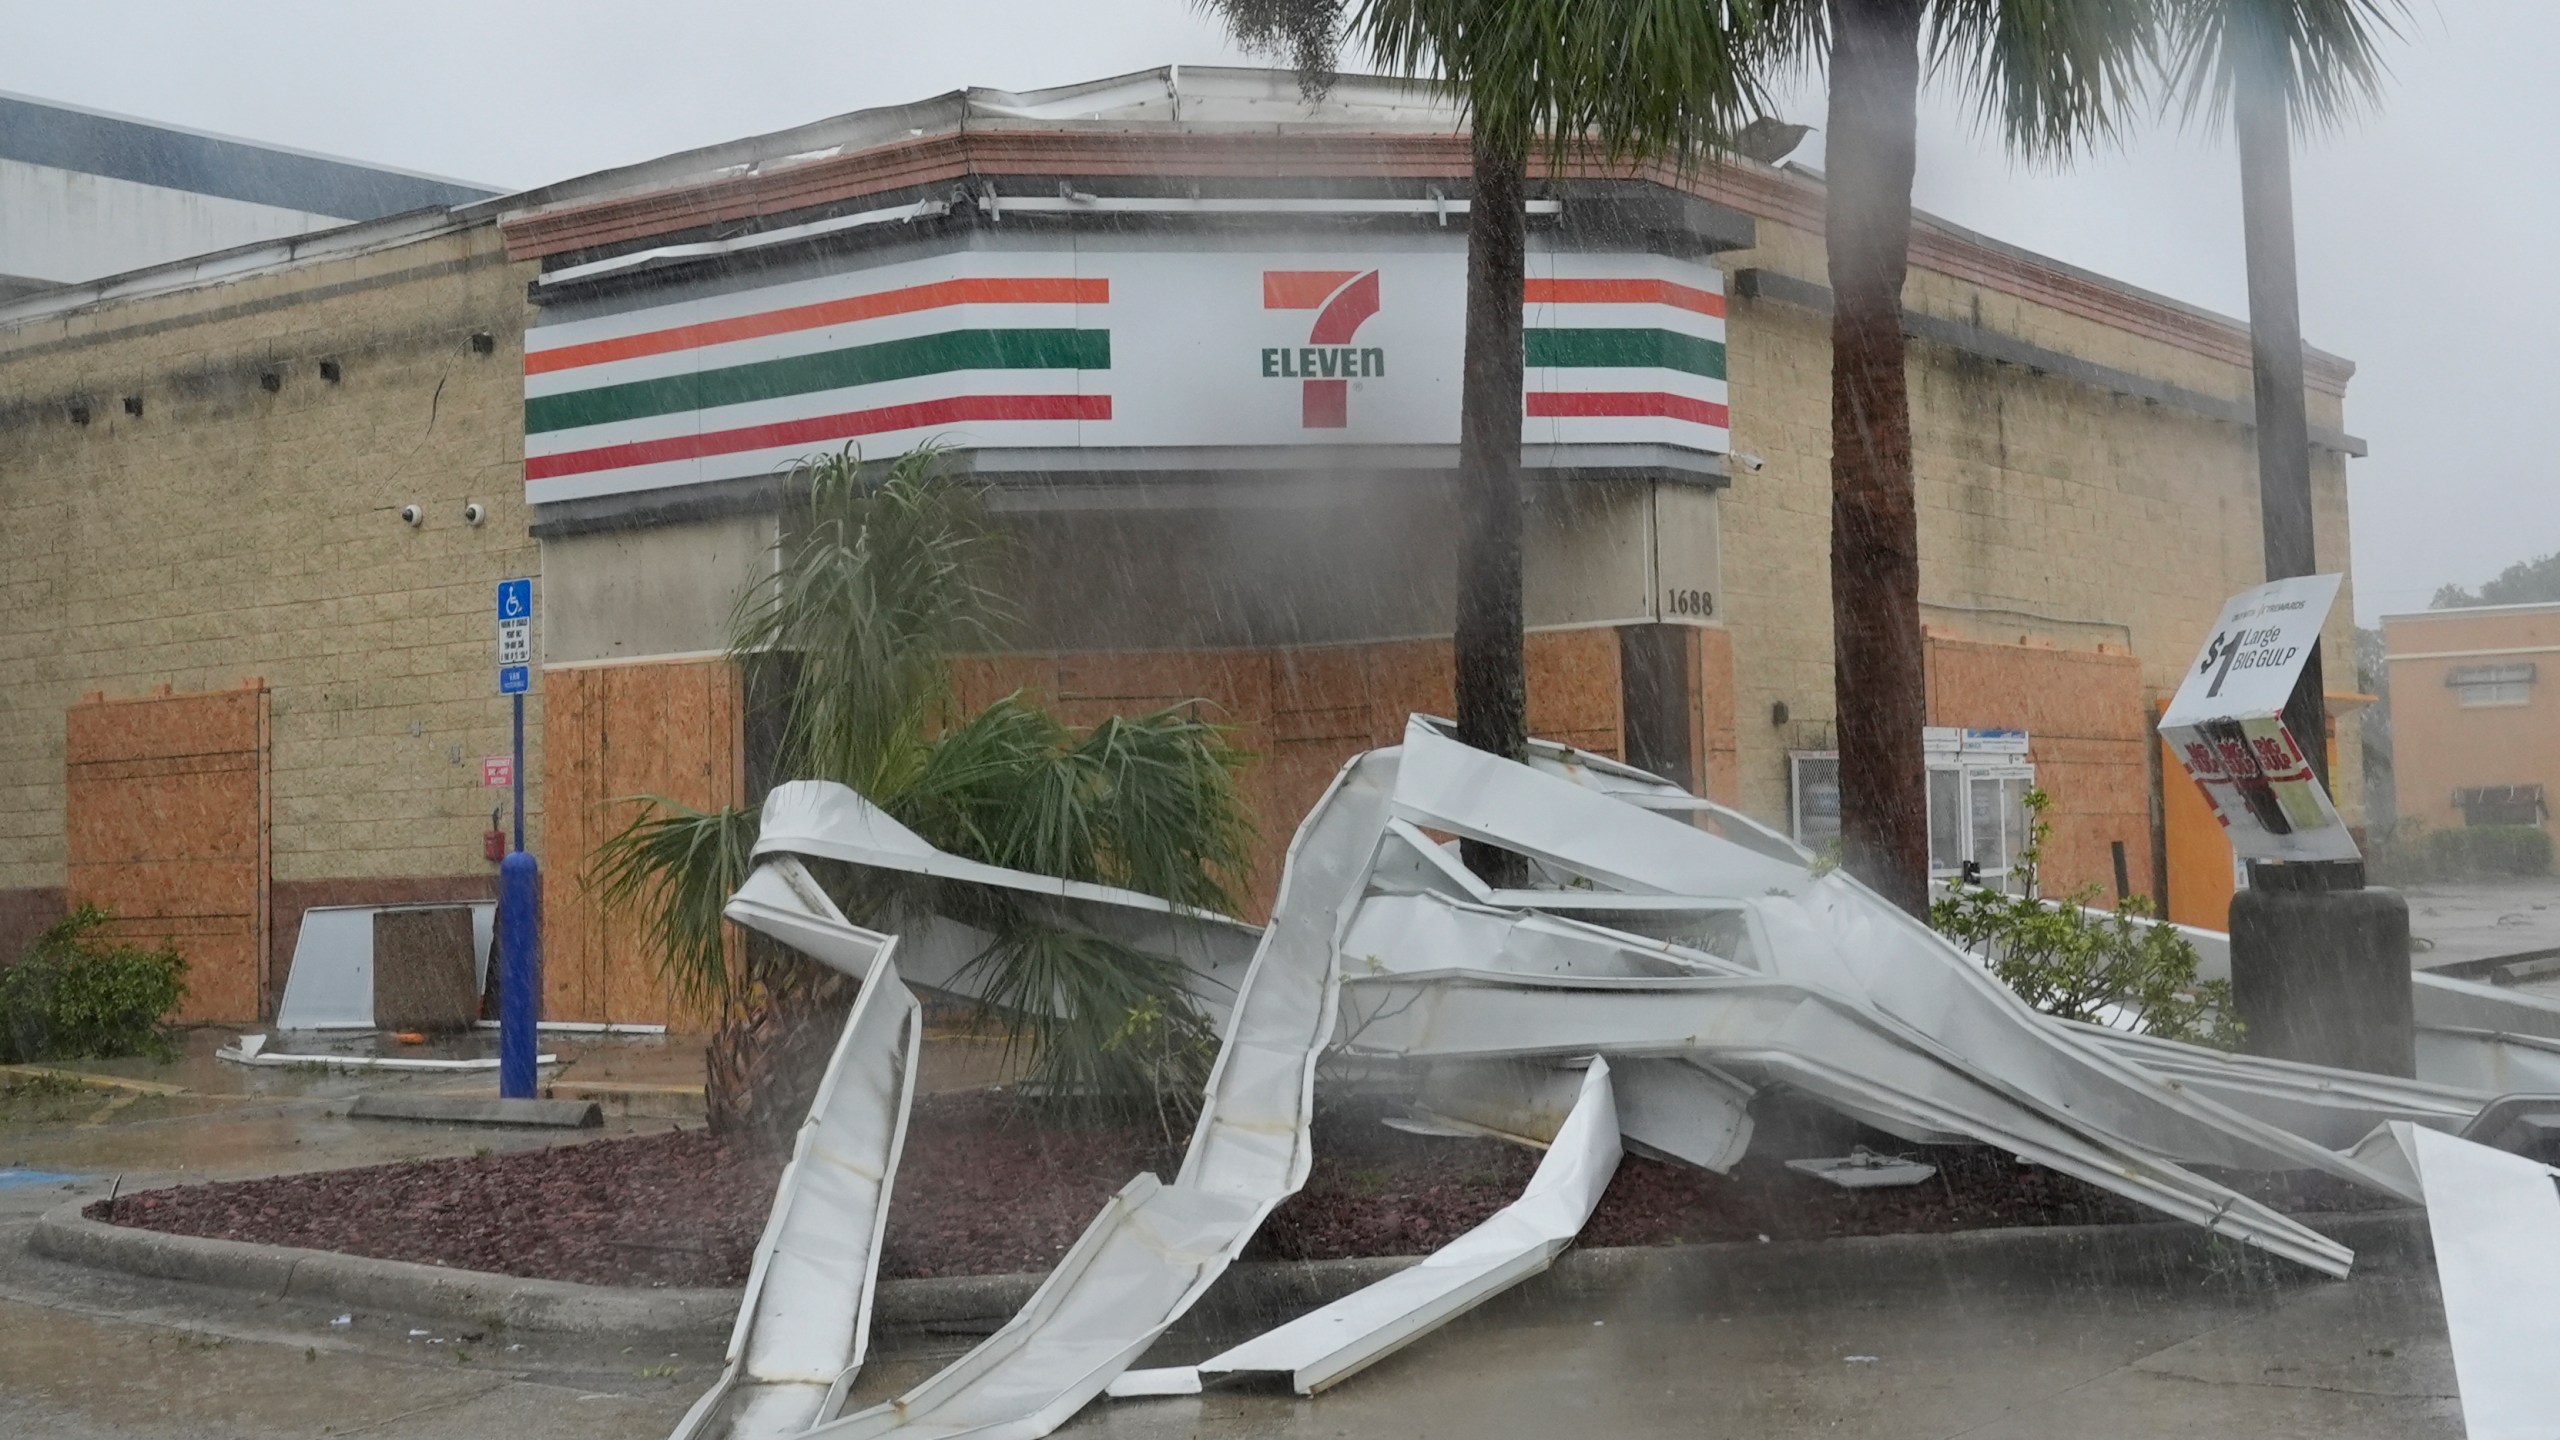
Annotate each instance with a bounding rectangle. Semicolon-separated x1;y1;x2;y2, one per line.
32;1200;2432;1345
30;1200;740;1338
347;1092;605;1128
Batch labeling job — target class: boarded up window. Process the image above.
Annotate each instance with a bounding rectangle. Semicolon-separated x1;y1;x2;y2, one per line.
65;685;271;1023
541;658;741;1027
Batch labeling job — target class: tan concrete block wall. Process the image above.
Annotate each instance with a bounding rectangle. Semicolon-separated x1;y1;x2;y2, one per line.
1716;218;2363;837
0;223;544;902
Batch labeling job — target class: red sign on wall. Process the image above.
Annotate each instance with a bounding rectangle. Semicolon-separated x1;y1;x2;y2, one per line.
481;756;514;788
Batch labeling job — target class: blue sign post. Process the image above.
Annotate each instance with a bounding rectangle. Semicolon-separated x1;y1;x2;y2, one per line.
495;578;540;1100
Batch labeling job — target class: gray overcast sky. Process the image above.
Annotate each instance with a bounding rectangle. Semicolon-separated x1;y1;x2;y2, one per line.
1;1;2542;624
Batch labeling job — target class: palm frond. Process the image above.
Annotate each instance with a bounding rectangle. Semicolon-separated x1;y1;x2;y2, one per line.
1354;0;1771;166
898;695;1255;917
1195;0;1348;94
958;919;1218;1131
1928;0;2165;162
731;444;1012;798
587;798;761;1010
2162;0;2409;137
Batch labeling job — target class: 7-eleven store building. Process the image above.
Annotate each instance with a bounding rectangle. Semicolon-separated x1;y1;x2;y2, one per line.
500;68;2360;1021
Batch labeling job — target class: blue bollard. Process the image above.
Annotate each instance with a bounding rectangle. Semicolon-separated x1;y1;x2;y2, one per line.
498;850;542;1099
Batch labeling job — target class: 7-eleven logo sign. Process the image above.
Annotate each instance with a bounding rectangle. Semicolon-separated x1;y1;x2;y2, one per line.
1261;270;1382;428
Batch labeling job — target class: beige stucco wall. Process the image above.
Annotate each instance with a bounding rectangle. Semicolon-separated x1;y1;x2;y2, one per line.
2384;604;2560;834
0;223;543;892
1714;216;2362;831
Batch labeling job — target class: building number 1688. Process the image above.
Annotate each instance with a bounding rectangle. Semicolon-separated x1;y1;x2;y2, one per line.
1665;588;1715;618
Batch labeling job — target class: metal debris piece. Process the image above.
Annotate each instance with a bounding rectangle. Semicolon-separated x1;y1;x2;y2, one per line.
2393;1122;2560;1440
669;871;919;1440
2412;972;2560;1094
682;715;2560;1440
214;1037;558;1072
802;751;1397;1440
1100;1368;1201;1398
1194;1058;1621;1395
272;903;497;1031
1785;1149;1938;1189
752;782;1262;1016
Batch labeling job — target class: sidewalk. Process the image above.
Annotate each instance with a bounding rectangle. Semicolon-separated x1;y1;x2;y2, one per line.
0;1028;699;1199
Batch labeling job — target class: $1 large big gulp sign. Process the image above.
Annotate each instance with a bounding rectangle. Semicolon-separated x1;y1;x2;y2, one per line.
2159;573;2360;865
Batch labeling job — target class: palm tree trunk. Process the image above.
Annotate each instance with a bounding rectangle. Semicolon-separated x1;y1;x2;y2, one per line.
1455;130;1531;887
702;651;852;1153
1824;0;1930;915
2234;29;2328;792
704;932;859;1152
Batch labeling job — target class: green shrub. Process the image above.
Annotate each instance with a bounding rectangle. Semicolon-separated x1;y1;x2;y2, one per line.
1929;790;2238;1048
0;906;188;1063
2368;822;2551;884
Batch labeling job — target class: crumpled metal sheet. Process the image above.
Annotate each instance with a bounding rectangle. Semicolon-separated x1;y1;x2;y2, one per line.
669;867;920;1440
802;750;1398;1440
1338;964;2354;1275
694;714;2537;1439
2069;1020;2490;1149
1192;1056;1621;1394
2390;1121;2560;1439
1406;1054;1754;1174
753;781;1263;1016
2412;972;2560;1094
1387;723;2412;1210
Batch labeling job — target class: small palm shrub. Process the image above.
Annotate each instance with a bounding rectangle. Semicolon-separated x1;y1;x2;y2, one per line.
593;446;1253;1143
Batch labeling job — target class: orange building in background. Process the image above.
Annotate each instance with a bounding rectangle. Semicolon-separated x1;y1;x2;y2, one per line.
2384;603;2560;835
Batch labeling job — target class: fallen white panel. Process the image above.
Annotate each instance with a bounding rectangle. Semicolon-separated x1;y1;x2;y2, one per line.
275;908;374;1029
670;877;920;1440
2072;1020;2488;1148
1413;1053;1752;1174
473;1021;670;1035
2413;973;2560;1093
1101;1367;1201;1398
1337;969;2355;1277
1196;1057;1621;1394
273;902;499;1031
2418;1028;2560;1096
1391;722;2413;1205
1611;1058;1755;1172
1785;1151;1937;1188
802;749;1399;1440
214;1040;556;1072
2398;1122;2560;1440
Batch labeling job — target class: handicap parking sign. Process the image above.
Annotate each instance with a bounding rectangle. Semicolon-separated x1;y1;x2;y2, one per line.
496;579;533;694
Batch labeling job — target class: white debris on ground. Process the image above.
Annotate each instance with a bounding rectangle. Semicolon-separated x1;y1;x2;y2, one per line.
666;716;2560;1440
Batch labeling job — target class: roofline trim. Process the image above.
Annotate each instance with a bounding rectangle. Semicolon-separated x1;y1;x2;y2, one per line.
2383;601;2560;623
499;123;2353;396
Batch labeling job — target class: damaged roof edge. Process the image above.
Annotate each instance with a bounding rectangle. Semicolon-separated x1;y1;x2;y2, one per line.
1;63;2356;395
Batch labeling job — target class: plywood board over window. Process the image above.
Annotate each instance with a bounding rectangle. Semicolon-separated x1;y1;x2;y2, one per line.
65;684;271;1023
543;657;742;1027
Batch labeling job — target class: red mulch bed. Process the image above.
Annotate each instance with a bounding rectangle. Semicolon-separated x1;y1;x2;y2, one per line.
94;1091;2394;1289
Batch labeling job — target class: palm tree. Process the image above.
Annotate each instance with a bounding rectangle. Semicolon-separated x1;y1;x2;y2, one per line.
2164;0;2407;797
592;447;1254;1150
1759;0;2155;914
1203;0;1764;885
